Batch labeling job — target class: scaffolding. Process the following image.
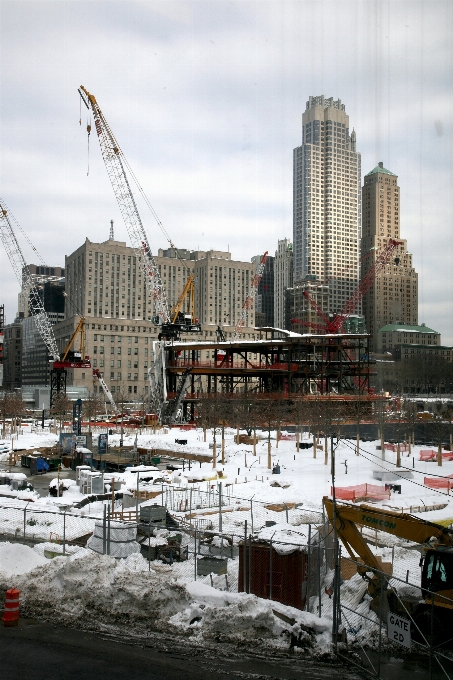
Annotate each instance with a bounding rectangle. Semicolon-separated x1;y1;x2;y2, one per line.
163;332;376;421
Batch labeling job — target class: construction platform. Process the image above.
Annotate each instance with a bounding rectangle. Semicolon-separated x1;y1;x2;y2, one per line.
161;330;378;421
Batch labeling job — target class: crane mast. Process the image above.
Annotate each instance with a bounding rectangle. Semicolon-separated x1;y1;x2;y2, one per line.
78;86;169;325
0;200;60;362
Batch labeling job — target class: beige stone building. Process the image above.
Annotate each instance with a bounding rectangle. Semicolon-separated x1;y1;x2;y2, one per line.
361;163;418;352
54;238;257;400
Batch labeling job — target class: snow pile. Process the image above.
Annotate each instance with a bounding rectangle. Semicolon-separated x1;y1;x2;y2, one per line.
0;548;333;654
0;551;190;629
0;542;47;577
170;580;331;650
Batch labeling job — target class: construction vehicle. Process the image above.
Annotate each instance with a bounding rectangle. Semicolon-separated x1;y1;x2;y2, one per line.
323;496;453;639
291;239;403;333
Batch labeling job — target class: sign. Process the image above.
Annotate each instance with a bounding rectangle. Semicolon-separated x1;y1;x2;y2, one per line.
98;433;108;455
387;612;411;649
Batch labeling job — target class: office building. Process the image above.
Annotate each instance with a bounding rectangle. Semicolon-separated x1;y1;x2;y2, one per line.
274;239;293;329
293;95;361;313
377;323;439;354
286;278;330;333
56;238;257;399
361;163;418;351
3;316;23;390
252;253;274;328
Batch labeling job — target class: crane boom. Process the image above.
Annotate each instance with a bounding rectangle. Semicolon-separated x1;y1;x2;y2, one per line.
93;369;120;414
78;86;169;325
0;200;60;362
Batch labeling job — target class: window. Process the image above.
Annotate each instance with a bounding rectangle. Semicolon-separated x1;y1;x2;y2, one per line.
110;360;114;367
117;360;121;368
134;348;138;355
117;347;121;355
117;372;121;381
110;372;114;380
110;347;114;354
100;360;104;368
128;348;131;355
93;346;97;354
100;346;104;354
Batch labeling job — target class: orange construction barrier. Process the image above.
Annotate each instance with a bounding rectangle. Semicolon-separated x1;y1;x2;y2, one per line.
2;588;20;627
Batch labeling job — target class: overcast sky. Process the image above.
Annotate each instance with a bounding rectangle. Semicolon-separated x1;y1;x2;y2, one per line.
0;1;452;342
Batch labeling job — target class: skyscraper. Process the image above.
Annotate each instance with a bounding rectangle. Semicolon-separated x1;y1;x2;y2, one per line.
361;163;418;352
273;238;293;329
293;96;361;314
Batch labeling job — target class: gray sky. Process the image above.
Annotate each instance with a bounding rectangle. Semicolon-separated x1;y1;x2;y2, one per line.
1;1;452;342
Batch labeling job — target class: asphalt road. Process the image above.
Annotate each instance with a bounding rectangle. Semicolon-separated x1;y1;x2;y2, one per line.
0;618;361;680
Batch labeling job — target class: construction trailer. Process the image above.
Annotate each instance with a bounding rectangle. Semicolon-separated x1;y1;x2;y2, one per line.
161;331;376;422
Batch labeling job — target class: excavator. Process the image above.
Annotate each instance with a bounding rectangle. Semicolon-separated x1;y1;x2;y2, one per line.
323;496;453;640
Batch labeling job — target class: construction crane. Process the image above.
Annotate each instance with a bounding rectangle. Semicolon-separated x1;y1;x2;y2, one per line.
0;200;60;363
158;273;201;340
78;86;169;327
233;251;268;341
291;239;403;334
93;369;120;414
323;496;453;641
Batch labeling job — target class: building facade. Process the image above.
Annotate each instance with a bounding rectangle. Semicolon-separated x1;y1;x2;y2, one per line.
274;239;293;329
293;96;361;314
286;278;330;333
361;164;418;351
252;253;274;328
57;239;257;400
377;323;440;354
3;317;23;390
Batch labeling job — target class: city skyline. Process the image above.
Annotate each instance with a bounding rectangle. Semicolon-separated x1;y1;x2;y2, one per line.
0;2;451;343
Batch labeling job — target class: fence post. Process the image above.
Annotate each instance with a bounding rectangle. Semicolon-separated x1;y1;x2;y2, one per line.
250;499;253;534
23;505;27;541
194;529;197;581
306;524;311;611
218;482;222;534
63;512;66;556
269;539;273;601
243;520;247;592
107;505;111;555
318;541;322;617
248;535;252;594
103;505;106;554
189;488;192;525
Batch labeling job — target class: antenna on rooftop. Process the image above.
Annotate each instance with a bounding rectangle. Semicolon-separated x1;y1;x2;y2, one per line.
109;219;114;241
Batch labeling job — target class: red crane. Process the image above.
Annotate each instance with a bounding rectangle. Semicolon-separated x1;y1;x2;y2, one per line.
291;239;403;334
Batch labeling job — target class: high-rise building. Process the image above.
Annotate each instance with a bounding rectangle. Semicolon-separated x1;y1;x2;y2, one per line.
293;96;361;314
252;254;274;327
361;163;418;352
274;239;293;329
3;315;23;390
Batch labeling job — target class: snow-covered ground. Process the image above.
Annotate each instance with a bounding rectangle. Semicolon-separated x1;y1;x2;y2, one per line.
1;425;452;653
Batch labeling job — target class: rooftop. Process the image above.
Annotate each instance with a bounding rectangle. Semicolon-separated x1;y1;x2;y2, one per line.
365;162;396;177
378;324;438;334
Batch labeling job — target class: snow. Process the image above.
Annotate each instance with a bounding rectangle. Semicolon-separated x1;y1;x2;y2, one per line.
0;542;47;577
1;424;453;653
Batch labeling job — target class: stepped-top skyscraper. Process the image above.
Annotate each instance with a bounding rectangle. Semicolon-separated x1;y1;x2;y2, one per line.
293;96;361;314
361;163;418;352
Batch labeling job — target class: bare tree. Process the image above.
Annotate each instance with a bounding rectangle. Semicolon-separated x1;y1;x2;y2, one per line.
0;392;26;437
50;393;72;432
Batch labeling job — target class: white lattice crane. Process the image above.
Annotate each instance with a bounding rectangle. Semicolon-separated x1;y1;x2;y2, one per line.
78;86;169;326
0;199;60;362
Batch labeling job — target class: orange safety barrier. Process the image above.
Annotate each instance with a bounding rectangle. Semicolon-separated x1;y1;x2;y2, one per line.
385;443;409;453
420;450;453;462
332;483;391;502
2;588;20;627
424;476;453;491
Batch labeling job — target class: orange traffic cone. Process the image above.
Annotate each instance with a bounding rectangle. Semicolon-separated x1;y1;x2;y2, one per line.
3;589;20;627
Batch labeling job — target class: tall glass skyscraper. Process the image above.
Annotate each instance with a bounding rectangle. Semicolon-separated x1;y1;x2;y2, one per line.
293;96;361;314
